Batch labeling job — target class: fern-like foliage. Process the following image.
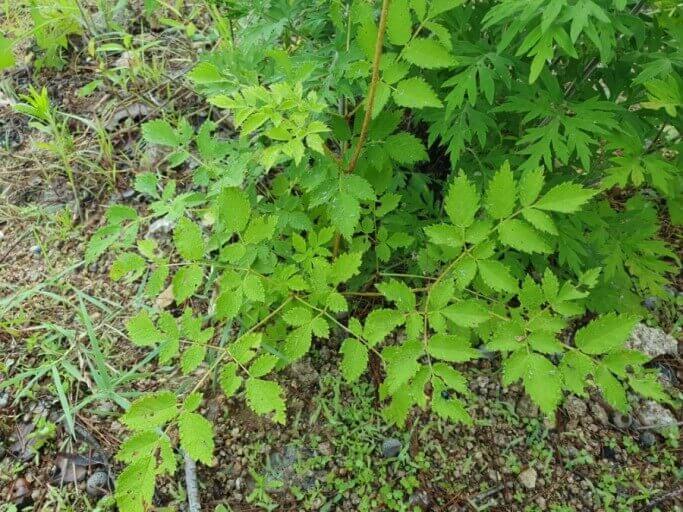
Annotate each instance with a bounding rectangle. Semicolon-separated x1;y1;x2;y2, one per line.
73;0;681;510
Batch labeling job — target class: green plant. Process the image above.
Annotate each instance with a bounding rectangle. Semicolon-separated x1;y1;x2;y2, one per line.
80;1;681;511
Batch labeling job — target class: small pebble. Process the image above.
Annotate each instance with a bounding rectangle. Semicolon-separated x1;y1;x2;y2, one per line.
381;438;402;458
30;245;42;256
86;471;109;497
612;412;632;429
639;430;656;448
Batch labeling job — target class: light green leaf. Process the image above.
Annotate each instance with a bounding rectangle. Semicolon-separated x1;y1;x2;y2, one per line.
219;362;242;397
364;309;405;347
376;279;416;311
518;167;545;206
445;174;479;228
0;37;15;69
522;208;558;234
485;161;516;219
340;338;369;382
441;300;490;327
477;259;518;293
424;224;463;247
330;252;363;285
243;274;265;302
394;77;442;108
574;314;639;355
178;412;214;464
142;119;179;147
403;38;457;69
386;0;412;45
216;187;251;234
524;353;562;417
127;310;163;347
245;378;287;424
172;263;203;304
427;334;479;362
498;219;552;254
173;217;205;261
385;133;428;164
122;391;178;430
330;192;360;240
595;365;628;412
535;182;595;213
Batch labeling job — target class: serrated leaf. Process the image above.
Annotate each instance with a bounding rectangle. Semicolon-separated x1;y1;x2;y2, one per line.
174;217;205;261
181;345;206;374
485;161;516;219
445;174;479;228
178;412;214;464
116;431;159;463
502;349;528;386
442;300;489;327
127;310;164;347
364;309;405;347
245;378;286;424
172;263;203;304
142;119;179;146
477;259;518;293
115;456;156;512
394;78;442;108
628;374;668;402
499;219;552;254
249;354;279;378
110;252;146;281
535;182;595;213
340;338;369;382
403;38;457;69
424;224;464;247
219;362;242;398
574;314;639;355
427;334;479;362
330;192;360;240
433;363;468;394
385;133;428;164
386;0;412;45
243;274;265;302
376;279;416;311
122;391;178;430
217;187;251;234
524;353;562;417
431;387;472;424
381;340;423;396
595;365;628;412
330;252;363;285
518;167;545;206
283;324;312;361
522;208;558;234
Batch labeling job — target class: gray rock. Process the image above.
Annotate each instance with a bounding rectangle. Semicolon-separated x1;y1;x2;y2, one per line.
564;396;587;430
518;468;537;490
408;490;431;509
637;401;677;433
30;245;41;256
147;217;174;235
381;438;402;458
86;471;109;497
590;403;609;426
612;412;632;429
639;430;656;448
516;395;539;417
625;323;678;358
